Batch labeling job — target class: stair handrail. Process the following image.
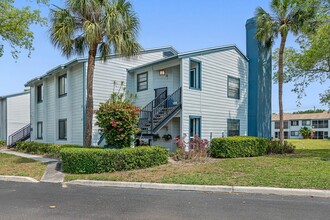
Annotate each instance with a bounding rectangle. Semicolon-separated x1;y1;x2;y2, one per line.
8;123;31;147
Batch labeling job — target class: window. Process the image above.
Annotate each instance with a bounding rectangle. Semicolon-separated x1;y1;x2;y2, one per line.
37;122;43;139
312;120;328;128
58;74;67;97
313;131;329;139
59;119;67;140
227;76;240;99
275;121;288;129
302;120;311;126
291;131;299;136
275;131;289;139
189;60;201;90
189;116;201;139
137;72;148;92
36;84;43;103
227;119;240;136
291;120;299;126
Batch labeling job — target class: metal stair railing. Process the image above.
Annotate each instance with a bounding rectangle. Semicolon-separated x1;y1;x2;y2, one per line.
138;87;181;135
8;123;31;147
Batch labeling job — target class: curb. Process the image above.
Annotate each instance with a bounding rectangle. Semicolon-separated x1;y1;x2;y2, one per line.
0;176;39;183
65;180;330;198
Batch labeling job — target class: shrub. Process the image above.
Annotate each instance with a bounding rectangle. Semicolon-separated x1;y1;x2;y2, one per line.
61;146;169;174
267;140;295;154
15;142;85;158
299;127;311;139
172;134;209;161
0;140;5;146
96;81;140;148
210;136;269;158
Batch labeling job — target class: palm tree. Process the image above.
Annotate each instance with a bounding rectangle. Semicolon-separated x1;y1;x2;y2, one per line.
255;0;317;145
50;0;141;147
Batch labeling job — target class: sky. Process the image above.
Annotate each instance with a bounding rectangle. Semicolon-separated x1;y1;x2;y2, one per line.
0;0;328;113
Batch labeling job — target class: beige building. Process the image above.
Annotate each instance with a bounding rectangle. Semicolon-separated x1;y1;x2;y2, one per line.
271;112;330;139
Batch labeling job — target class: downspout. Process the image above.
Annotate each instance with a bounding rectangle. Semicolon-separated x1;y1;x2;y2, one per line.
83;62;87;146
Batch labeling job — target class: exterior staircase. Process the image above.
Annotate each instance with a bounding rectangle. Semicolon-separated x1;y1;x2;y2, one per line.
138;87;182;139
8;123;31;147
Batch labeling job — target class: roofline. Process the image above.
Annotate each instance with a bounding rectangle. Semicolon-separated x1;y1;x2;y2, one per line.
128;44;249;73
0;91;30;100
25;46;178;87
128;55;179;73
177;44;248;61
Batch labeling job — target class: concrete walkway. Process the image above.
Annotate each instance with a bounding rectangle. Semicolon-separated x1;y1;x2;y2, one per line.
0;149;64;183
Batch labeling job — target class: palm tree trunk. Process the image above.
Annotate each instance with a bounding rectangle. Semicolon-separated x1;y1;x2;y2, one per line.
278;33;287;145
84;45;98;147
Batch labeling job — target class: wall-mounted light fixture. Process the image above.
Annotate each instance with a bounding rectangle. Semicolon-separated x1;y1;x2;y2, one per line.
159;69;165;76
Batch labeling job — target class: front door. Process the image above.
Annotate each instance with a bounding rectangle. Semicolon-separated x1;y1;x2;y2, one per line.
154;87;167;107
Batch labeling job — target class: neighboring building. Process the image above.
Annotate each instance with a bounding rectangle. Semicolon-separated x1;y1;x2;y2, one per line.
0;91;30;145
24;18;272;151
271;112;330;139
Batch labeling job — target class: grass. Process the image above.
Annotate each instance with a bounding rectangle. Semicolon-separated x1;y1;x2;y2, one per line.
0;153;46;180
65;139;330;189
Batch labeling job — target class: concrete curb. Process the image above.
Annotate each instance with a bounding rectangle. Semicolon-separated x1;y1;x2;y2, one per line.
65;180;330;198
0;176;39;183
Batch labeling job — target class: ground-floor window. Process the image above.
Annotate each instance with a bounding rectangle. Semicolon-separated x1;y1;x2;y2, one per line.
275;131;288;139
59;119;67;140
189;116;201;139
37;122;43;139
313;131;328;139
227;119;240;136
290;131;299;137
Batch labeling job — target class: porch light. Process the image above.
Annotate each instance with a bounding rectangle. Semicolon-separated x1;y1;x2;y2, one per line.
159;69;165;76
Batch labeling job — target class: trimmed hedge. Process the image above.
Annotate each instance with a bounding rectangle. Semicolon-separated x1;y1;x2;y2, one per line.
61;146;169;174
0;140;5;146
15;142;85;158
210;136;270;158
267;140;295;154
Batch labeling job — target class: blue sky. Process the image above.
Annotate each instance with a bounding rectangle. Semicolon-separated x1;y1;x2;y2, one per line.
0;0;327;112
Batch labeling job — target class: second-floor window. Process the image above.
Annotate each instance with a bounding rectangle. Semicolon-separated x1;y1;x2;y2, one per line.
302;120;311;126
137;72;148;92
291;120;299;126
37;84;43;103
189;60;201;90
275;121;289;129
58;74;67;97
312;120;329;128
227;76;240;99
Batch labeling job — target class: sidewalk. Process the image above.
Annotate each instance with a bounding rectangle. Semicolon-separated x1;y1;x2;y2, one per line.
0;149;64;183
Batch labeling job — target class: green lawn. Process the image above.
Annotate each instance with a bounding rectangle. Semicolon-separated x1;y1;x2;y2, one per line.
65;139;330;189
0;153;46;180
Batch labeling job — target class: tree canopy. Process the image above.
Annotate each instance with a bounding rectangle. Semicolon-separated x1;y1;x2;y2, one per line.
273;0;330;108
0;0;48;60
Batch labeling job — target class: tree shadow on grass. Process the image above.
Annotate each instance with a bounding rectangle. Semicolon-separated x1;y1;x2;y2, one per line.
288;149;330;161
14;157;37;164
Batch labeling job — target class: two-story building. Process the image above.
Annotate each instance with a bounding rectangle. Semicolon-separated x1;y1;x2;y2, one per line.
21;18;272;151
271;112;330;139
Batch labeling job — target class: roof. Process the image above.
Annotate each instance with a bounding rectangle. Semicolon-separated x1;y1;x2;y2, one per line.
272;112;330;121
0;91;30;100
25;46;178;87
128;44;248;73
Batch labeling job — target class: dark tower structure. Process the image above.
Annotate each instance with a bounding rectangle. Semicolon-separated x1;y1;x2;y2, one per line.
246;17;272;138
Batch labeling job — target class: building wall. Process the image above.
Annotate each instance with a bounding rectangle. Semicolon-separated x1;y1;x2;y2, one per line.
131;60;181;108
0;99;7;141
6;93;30;144
90;52;171;145
31;63;84;145
181;49;249;141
